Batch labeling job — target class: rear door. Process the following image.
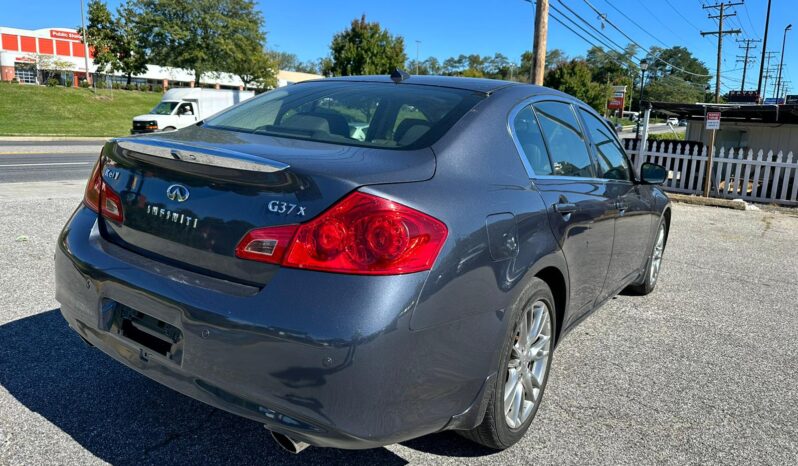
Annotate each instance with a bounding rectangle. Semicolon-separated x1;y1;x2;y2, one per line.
577;108;653;297
513;100;616;319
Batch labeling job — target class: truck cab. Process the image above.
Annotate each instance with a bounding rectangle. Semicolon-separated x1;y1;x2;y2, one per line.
131;88;255;134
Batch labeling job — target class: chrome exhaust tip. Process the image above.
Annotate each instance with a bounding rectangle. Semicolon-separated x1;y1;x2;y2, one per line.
270;430;310;454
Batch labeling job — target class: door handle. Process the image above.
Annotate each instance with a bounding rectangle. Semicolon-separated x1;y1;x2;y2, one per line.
553;202;577;214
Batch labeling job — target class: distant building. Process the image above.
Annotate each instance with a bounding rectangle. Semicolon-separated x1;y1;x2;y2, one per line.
0;26;321;89
653;101;798;155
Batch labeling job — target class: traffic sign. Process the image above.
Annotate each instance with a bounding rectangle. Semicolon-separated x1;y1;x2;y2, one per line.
706;112;721;130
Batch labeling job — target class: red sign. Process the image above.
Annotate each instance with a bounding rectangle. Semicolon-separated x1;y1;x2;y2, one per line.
706;112;721;130
608;95;625;110
50;30;83;41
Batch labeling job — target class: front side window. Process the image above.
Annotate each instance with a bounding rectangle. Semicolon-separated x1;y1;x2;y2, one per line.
513;106;553;175
151;101;178;115
579;110;631;181
206;82;483;150
533;102;594;178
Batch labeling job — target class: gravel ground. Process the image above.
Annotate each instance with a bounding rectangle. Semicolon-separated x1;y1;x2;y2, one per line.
1;196;797;465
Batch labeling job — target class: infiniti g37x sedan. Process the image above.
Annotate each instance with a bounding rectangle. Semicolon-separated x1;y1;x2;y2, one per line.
55;74;670;452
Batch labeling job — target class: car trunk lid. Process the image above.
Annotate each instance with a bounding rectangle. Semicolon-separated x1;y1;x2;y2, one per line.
99;128;435;286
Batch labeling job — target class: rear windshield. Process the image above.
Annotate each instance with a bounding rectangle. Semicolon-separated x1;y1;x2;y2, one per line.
205;82;484;150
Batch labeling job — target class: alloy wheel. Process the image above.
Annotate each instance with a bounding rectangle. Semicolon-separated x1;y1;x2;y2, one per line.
504;300;552;429
649;225;666;285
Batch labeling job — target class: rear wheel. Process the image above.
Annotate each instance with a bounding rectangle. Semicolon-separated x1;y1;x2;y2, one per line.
459;278;554;450
162;126;176;132
627;220;667;295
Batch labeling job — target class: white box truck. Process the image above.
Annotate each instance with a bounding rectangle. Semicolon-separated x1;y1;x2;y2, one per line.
131;88;255;134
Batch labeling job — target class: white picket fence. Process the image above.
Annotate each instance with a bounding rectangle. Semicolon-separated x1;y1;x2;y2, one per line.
624;140;798;206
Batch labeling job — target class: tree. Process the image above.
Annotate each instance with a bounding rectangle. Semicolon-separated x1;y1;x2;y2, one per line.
643;74;706;104
131;0;266;85
544;59;610;112
85;0;148;85
326;15;407;76
647;46;710;84
227;48;276;90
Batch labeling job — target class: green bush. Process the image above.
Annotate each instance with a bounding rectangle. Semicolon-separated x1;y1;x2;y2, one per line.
46;78;60;87
79;80;89;88
648;132;685;141
152;84;163;93
11;78;18;84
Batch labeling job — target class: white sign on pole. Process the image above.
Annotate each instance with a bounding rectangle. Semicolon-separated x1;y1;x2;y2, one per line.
706;112;721;130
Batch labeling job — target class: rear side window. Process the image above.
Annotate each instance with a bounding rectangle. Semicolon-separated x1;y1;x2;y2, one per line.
205;82;483;150
533;102;594;178
513;106;553;175
579;110;631;181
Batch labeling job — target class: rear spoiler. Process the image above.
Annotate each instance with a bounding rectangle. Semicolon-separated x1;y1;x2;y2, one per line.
115;138;290;174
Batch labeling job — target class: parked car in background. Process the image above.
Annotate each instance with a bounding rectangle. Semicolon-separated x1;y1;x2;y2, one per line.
131;88;255;134
666;117;679;126
678;119;688;127
56;74;671;453
622;110;639;121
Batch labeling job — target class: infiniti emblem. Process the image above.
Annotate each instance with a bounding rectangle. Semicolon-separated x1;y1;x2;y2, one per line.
166;184;190;202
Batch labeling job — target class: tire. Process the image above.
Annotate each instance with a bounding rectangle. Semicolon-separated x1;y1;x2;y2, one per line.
162;126;176;132
626;219;667;295
458;278;555;450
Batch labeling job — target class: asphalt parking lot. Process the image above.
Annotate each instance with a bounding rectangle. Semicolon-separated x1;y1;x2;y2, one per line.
1;187;797;465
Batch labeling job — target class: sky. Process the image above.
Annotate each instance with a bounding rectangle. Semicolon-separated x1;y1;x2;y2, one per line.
4;0;796;97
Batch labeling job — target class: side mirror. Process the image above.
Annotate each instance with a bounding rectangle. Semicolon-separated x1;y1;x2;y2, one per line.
640;162;667;185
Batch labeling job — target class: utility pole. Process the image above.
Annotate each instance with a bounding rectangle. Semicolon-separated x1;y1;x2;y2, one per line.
736;39;760;91
756;0;772;99
415;40;421;75
80;0;94;92
761;51;778;98
775;24;793;100
531;0;549;85
701;2;742;103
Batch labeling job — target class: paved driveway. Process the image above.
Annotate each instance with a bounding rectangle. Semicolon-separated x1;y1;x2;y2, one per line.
1;191;796;465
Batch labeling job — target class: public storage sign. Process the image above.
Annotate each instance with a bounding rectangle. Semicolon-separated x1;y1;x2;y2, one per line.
50;30;82;41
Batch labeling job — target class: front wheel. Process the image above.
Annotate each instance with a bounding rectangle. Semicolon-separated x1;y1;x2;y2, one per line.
627;220;667;295
459;278;555;450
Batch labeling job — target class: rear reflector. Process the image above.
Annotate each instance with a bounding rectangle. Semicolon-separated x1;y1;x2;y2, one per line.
235;225;299;265
236;192;448;275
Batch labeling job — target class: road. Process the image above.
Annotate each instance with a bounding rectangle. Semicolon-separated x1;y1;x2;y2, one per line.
0;140;103;183
618;123;685;140
1;185;797;464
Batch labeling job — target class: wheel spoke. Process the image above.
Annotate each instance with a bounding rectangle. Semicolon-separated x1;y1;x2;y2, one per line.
510;381;523;426
528;304;545;344
504;368;520;405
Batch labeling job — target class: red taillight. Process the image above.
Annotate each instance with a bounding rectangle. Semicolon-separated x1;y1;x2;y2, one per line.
83;155;124;223
235;192;448;275
84;157;103;212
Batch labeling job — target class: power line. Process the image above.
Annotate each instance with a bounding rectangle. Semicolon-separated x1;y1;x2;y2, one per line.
579;0;712;77
550;2;629;55
700;2;743;102
735;38;760;91
599;0;669;47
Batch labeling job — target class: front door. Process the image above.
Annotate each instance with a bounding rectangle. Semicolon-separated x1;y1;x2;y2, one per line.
578;109;654;298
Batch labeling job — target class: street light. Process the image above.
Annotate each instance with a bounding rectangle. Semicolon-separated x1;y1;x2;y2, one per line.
775;24;792;100
635;58;649;139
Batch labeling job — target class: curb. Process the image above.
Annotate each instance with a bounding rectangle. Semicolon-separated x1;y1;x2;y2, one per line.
668;193;748;210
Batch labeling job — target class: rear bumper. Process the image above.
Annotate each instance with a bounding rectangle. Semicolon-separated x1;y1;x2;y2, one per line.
55;205;499;449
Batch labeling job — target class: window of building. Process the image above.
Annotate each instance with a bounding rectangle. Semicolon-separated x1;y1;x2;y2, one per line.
14;64;36;84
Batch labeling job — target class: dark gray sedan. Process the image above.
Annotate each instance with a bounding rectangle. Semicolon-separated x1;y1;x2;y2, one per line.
55;74;670;453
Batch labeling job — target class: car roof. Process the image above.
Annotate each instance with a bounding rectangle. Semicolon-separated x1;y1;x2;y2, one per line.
302;74;524;94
